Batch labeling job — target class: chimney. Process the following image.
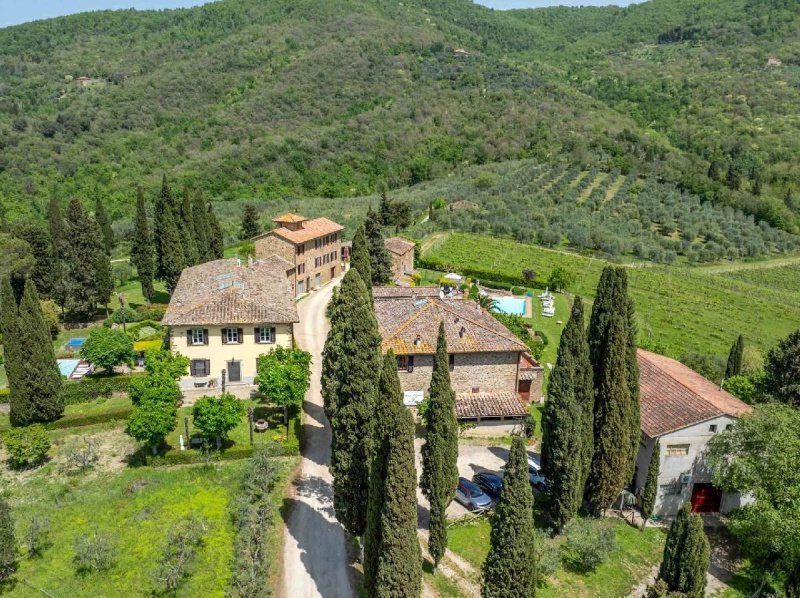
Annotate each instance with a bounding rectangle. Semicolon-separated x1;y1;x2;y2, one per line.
414;334;421;347
459;326;466;338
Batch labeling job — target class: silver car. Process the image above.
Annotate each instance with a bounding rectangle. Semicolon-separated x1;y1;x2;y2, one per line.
527;455;548;491
455;477;494;511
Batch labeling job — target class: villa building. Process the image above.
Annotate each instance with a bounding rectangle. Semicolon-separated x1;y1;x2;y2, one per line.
383;237;415;282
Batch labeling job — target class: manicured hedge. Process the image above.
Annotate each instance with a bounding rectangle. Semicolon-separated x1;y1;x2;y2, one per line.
45;405;134;430
418;256;540;288
60;374;144;405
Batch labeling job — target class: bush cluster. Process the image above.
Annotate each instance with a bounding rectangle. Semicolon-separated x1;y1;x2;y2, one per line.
562;519;617;572
60;374;143;406
152;515;207;593
3;424;50;469
73;531;116;573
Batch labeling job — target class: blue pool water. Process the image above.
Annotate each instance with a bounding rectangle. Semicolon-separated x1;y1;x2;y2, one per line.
65;337;86;349
492;296;526;316
57;359;80;378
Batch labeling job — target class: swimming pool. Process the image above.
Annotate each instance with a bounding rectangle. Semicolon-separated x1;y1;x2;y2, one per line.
57;358;80;378
65;337;86;349
492;296;527;316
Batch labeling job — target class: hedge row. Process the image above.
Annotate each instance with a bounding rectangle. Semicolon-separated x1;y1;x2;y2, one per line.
61;374;145;405
45;405;134;430
418;256;537;288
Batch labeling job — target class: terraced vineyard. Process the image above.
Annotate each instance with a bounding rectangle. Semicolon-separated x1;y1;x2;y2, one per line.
402;160;800;264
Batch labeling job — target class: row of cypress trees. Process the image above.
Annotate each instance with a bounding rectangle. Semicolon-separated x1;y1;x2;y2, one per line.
541;266;641;528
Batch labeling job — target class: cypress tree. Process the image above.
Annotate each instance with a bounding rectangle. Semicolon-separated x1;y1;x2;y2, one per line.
94;197;114;253
640;440;660;524
0;278;22;417
7;278;64;425
420;322;459;571
192;190;211;262
541;307;585;530
725;335;744;379
240;204;261;240
624;283;641;482
0;497;15;582
364;351;421;597
154;174;174;280
179;188;199;266
659;504;689;588
207;204;224;260
159;204;186;292
586;313;631;515
47;196;67;309
63;197;101;320
327;268;381;538
482;435;536;598
321;284;346;418
131;187;156;303
12;222;55;298
94;244;113;311
763;327;800;408
658;503;709;597
364;207;393;285
350;223;372;297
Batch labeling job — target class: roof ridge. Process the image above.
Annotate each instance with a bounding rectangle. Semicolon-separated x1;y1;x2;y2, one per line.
384;301;434;345
639;350;724;416
436;300;526;349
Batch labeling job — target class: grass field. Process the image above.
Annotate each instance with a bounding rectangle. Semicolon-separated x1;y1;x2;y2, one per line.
0;397;133;434
422;232;800;359
448;518;665;598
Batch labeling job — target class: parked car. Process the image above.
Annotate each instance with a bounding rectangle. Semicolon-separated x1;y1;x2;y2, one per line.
527;455;548;491
472;471;504;501
455;477;494;511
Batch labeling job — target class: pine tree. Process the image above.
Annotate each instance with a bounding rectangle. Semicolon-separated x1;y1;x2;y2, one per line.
640;440;659;524
159;204;186;292
350;223;372;297
192;190;211;262
240;204;261;240
63;197;101;320
179;188;199;266
131;187;156;303
7;278;64;426
725;335;744;379
47;196;67;309
658;503;709;597
482;435;536;598
94;197;115;253
0;497;16;582
326;268;382;537
420;322;459;571
541;299;587;530
364;207;393;285
12;222;55;298
364;351;421;597
207;204;224;260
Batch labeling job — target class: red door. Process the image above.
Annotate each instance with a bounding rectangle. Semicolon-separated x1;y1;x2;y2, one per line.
691;483;722;513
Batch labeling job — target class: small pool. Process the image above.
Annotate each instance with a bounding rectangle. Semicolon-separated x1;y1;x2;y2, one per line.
492;296;527;316
65;337;86;349
57;358;80;378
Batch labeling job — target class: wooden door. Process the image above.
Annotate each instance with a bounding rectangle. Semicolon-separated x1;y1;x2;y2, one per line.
691;483;722;513
227;361;241;383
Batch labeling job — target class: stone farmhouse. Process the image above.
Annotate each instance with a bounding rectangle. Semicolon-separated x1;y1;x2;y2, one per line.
634;349;752;517
162;258;298;390
383;237;415;282
254;213;343;296
373;290;534;435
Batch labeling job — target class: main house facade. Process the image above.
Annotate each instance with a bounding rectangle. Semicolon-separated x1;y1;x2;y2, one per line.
162;258;299;389
254;213;343;296
634;349;753;518
373;288;530;434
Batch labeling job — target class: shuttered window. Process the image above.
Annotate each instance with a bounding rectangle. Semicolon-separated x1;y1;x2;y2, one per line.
188;328;208;345
255;326;276;344
222;328;242;344
397;355;414;372
190;359;210;377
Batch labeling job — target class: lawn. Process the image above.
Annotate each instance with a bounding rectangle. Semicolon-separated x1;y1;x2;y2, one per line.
448;517;666;598
422;232;800;359
0;397;133;434
114;278;169;309
4;458;294;597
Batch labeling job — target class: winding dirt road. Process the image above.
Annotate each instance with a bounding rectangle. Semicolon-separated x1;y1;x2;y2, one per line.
281;280;356;598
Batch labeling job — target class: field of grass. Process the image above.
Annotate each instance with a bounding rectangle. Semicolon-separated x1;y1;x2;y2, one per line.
0;397;133;434
448;518;665;598
422;232;800;359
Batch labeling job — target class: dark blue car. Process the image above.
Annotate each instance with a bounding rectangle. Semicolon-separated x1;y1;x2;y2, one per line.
472;471;503;501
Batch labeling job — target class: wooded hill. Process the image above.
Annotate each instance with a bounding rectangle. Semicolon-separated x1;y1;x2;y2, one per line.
0;0;798;233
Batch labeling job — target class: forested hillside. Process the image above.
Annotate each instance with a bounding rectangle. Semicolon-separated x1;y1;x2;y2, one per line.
0;0;798;235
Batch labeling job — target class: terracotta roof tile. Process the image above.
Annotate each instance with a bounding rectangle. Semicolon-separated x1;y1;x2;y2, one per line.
456;391;528;418
272;213;306;223
258;217;343;245
163;258;298;326
374;297;527;355
638;349;752;437
373;286;442;300
384;237;415;255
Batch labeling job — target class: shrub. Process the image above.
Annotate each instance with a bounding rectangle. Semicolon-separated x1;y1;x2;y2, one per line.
3;425;51;469
532;528;561;587
60;374;141;405
152;515;207;593
40;300;61;338
25;517;51;557
106;306;139;325
73;531;116;572
63;437;100;472
0;499;16;581
135;304;168;321
192;393;247;448
562;519;617;572
80;327;135;373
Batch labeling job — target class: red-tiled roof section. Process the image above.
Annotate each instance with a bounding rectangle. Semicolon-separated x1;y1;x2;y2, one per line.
456;391;528;419
638;349;752;438
384;237;415;255
270;217;343;245
272;213;307;224
374;297;527;355
373;286;442;300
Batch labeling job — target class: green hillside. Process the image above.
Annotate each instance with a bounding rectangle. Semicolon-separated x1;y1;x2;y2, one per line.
0;0;798;234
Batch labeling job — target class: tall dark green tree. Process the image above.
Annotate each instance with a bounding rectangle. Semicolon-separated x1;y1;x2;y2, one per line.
47;196;67;309
94;244;113;311
94;197;114;253
364;207;393;285
725;334;745;379
154;174;176;279
159;204;186;292
541;297;589;530
349;223;373;297
0;497;15;582
640;440;659;524
658;503;709;597
482;435;536;598
63;197;101;320
130;187;156;303
364;351;421;598
3;278;64;426
762;327;800;408
624;287;641;481
12;222;55;298
325;268;382;538
207;204;224;260
179;187;200;266
240;204;261;240
420;322;459;571
192;190;211;262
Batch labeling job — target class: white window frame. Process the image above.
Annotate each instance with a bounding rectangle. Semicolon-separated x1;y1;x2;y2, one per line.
257;327;272;343
225;328;239;344
190;328;205;345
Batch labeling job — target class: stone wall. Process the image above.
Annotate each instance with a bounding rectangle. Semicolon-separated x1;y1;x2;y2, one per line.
396;351;519;398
